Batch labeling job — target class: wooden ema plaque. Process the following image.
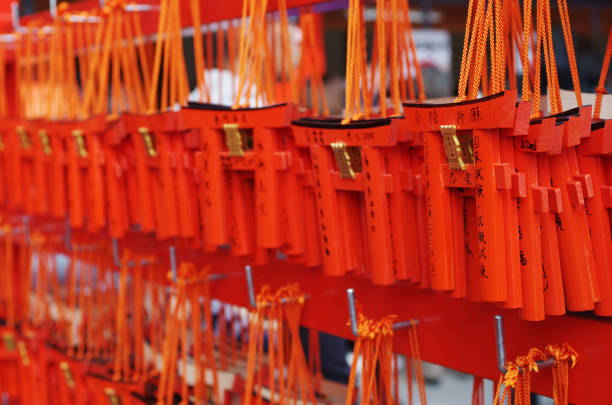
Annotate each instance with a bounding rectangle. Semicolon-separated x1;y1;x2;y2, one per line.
180;103;314;264
123;112;184;240
2;119;32;213
292;116;400;285
513;116;564;320
146;111;200;241
541;108;600;314
403;91;530;308
60;116;108;234
27;120;68;220
577;119;612;316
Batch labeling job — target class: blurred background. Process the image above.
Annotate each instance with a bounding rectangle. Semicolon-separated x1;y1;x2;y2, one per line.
12;1;612;403
16;0;612;115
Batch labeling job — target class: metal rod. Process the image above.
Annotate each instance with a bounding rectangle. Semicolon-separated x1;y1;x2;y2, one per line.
347;288;417;337
111;238;120;268
245;265;256;308
49;0;57;18
11;2;20;32
494;315;507;373
124;4;160;12
64;217;71;251
494;315;555;373
391;320;418;330
346;288;359;337
169;246;177;282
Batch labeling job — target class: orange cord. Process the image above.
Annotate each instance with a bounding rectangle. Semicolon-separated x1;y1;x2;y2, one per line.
471;376;484;405
594;26;612;119
546;343;578;405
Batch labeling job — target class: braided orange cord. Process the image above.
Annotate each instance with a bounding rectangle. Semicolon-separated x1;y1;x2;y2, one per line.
377;0;387;117
471;376;484;405
147;0;169;113
155;276;173;405
74;15;89;111
228;21;237;102
94;8;116;115
594;27;612;119
275;304;287;405
160;0;172;111
179;282;189;405
189;283;204;404
492;0;505;93
521;0;533;101
279;0;297;104
219;303;228;370
398;0;413;101
297;15;312;111
216;24;225;104
163;282;184;405
111;10;126;116
190;0;208;103
408;320;427;405
14;32;23;117
174;0;189;106
124;9;148;113
2;226;14;328
132;10;153;103
84;254;95;359
263;5;276;105
132;260;144;381
65;18;81;119
308;328;323;394
389;0;401;113
344;0;356;122
168;0;181;107
557;0;582;107
544;0;560;114
79;11;104;118
492;361;516;405
546;343;578;405
532;0;544;117
112;252;130;381
469;0;493;100
244;286;267;405
202;271;220;403
234;0;252;107
23;25;34;118
267;303;278;405
457;0;476;101
115;10;134;113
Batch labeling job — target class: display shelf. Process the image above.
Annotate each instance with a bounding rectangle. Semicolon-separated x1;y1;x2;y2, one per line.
53;229;612;405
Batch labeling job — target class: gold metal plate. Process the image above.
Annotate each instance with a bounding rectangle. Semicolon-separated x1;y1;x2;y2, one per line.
346;146;363;173
38;130;52;155
16;126;31;149
2;332;15;351
223;123;244;157
71;129;88;158
440;124;466;171
17;341;30;366
331;141;356;179
59;361;76;389
138;127;158;157
104;388;122;405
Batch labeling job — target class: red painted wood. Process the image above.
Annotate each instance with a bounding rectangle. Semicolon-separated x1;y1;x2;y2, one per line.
0;217;607;405
198;249;612;405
